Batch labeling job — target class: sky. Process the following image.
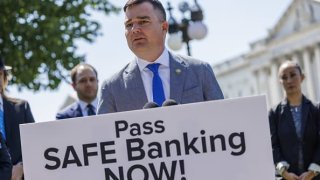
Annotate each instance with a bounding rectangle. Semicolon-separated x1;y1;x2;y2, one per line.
8;0;292;122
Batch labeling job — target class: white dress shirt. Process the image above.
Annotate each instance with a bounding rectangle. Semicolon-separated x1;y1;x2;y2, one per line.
78;98;98;116
136;49;170;103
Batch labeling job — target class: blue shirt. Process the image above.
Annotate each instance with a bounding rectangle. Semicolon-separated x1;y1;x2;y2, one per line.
290;104;303;173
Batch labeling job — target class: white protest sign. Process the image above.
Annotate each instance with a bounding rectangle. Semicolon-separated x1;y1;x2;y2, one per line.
20;95;275;180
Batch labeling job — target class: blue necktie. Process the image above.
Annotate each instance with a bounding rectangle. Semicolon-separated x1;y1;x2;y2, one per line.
147;63;165;106
0;109;6;140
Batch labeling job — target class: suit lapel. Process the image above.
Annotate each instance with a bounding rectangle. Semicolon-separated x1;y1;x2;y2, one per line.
123;60;148;109
169;53;187;103
282;97;309;140
3;97;13;141
74;103;83;117
282;100;300;140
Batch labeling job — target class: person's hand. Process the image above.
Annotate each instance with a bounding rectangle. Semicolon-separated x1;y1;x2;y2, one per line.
299;171;317;180
282;170;299;180
11;163;23;180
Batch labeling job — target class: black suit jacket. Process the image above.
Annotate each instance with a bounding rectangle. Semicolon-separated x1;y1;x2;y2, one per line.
0;133;12;180
3;97;35;165
56;102;83;120
269;96;320;176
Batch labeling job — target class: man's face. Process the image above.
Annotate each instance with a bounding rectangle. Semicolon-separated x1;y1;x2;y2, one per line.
73;66;98;103
124;2;168;60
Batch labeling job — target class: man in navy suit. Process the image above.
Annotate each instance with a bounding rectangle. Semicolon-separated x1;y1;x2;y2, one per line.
56;63;98;119
97;0;223;114
0;56;35;180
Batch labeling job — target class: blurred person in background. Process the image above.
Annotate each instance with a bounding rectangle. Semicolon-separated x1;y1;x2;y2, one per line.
0;56;35;180
269;60;320;180
56;63;98;119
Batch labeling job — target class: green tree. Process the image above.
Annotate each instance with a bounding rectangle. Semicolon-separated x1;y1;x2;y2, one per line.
0;0;120;90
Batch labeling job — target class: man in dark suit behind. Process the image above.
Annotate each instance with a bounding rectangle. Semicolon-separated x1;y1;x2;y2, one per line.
0;56;35;180
56;63;99;119
97;0;223;114
0;132;12;180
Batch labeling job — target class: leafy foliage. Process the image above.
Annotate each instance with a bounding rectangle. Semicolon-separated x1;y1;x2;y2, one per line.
0;0;120;90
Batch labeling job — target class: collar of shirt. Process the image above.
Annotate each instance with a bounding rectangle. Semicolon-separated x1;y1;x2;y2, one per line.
0;94;3;111
135;48;170;103
136;48;170;71
78;98;98;115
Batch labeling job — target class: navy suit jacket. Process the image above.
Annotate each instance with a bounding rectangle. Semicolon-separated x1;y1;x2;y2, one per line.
56;102;83;120
3;97;35;165
0;133;12;180
97;52;224;114
269;96;320;176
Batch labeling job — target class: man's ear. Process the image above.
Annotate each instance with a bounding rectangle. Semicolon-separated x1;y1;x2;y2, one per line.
162;21;169;32
72;83;76;90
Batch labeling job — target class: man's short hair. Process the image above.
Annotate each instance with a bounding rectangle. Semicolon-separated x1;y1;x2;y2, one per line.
71;63;98;84
123;0;167;21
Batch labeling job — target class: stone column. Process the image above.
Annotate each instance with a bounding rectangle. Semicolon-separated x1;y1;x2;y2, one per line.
314;45;320;101
291;53;299;63
302;49;316;101
254;70;260;95
259;67;271;107
269;62;281;104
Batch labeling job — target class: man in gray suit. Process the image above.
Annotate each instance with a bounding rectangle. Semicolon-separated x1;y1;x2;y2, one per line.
97;0;223;114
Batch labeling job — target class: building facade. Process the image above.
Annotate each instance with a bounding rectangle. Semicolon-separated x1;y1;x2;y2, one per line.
212;0;320;107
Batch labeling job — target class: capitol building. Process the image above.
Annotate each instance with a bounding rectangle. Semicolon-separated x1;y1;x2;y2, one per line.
212;0;320;107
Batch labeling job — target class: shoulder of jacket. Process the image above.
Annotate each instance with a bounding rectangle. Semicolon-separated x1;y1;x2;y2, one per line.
270;102;284;113
4;96;27;105
58;102;79;113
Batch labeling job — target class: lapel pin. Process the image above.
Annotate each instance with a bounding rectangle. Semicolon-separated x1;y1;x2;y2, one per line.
175;69;182;75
